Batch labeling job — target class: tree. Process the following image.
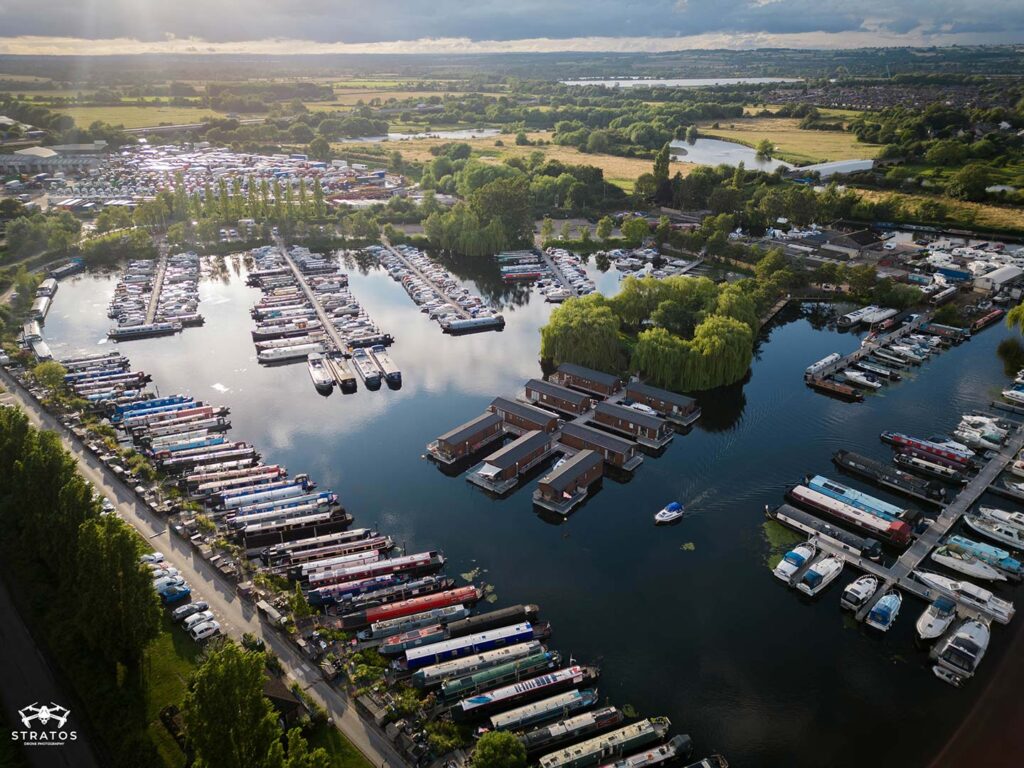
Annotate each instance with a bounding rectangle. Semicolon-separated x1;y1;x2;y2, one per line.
473;731;527;768
183;643;282;768
76;515;161;670
540;294;622;371
514;131;530;146
540;217;554;243
946;163;991;202
596;215;614;241
281;727;331;768
653;142;671;183
32;360;67;391
621;217;650;246
685;125;699;145
755;139;773;160
308;136;332;162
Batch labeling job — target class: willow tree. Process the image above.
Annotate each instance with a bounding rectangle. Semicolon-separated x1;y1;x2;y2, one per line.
633;315;753;392
540;294;623;371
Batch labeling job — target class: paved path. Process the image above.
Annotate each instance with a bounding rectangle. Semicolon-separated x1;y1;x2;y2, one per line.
0;577;102;768
0;367;407;768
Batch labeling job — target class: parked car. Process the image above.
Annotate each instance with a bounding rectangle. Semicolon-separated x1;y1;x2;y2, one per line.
183;611;215;631
101;498;115;513
140;552;164;564
189;620;221;642
171;601;209;622
153;576;185;592
159;584;192;605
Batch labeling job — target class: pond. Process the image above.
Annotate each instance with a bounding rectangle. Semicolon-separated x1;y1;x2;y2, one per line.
670;137;790;172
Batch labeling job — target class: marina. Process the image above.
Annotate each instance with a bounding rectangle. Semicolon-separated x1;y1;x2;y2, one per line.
30;262;1024;768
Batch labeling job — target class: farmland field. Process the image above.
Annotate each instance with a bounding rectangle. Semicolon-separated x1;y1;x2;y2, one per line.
700;116;881;164
57;105;230;128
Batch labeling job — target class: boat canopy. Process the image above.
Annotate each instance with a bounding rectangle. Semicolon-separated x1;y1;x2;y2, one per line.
934;597;956;613
665;502;682;512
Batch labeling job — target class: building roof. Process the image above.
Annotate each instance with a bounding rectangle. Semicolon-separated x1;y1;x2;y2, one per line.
625;381;696;409
525;378;592;406
595;401;667;430
490;396;559;425
483;430;551;470
438;412;502;445
980;265;1024;284
560;422;637;454
556;363;621;388
14;146;58;158
539;449;602;493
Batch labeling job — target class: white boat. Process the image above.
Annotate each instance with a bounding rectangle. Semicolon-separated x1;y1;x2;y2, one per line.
1008;459;1024;479
257;342;325;363
964;515;1024;549
843;370;883;390
916;596;957;640
865;589;902;632
1002;388;1024;405
307;352;335;394
952;428;1000;452
654;502;685;525
795;555;843;596
934;619;991;682
915;571;1015;624
931;545;1007;582
927;434;972;454
959;415;1008;438
773;540;815;582
840;575;878;611
978;506;1024;532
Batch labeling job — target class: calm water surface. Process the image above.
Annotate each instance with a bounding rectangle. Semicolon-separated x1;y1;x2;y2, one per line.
42;255;1018;767
670;138;790;172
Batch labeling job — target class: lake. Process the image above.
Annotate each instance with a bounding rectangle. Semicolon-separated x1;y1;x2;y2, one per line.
40;254;1020;767
561;78;801;88
670;137;790;172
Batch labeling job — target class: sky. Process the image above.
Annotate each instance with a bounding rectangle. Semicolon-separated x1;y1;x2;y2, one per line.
0;0;1022;55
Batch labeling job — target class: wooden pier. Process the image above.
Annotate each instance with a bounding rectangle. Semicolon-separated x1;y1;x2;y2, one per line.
829;423;1024;625
382;242;471;319
277;239;347;356
809;312;932;381
144;244;168;324
538;249;578;297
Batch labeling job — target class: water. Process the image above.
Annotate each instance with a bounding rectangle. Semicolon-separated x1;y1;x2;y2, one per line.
337;129;502;144
670;138;790;172
42;256;1019;766
561;78;801;88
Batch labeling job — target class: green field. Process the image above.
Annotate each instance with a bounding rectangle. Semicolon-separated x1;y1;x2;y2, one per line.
699;117;882;165
58;105;230;128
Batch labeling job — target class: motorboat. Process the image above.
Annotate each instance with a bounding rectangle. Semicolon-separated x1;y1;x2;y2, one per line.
796;555;843;597
840;575;878;611
931;545;1007;582
934;619;991;683
927;435;972;455
1002;388;1024;405
307;352;335;395
772;540;815;582
978;506;1024;532
916;596;957;640
843;370;883;390
959;414;1008;438
952;428;1000;452
865;589;902;632
915;571;1015;624
964;515;1024;549
654;502;685;525
946;535;1024;580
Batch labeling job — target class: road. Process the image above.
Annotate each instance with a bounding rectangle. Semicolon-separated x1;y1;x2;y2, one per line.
0;368;408;768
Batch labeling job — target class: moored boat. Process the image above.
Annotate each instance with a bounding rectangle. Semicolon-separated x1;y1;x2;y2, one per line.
307;352;335;394
840;575;878;611
946;535;1023;580
916;596;957;641
915;571;1015;624
931;545;1006;582
773;540;815;583
795;555;843;597
865;589;902;632
934;619;991;684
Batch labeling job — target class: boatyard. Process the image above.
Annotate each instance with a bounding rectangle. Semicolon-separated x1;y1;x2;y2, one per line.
106;250;204;341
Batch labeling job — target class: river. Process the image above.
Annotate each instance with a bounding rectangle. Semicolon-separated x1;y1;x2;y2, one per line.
39;253;1019;767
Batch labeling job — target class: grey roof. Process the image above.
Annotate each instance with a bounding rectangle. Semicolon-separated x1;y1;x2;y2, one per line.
490;396;559;425
484;430;551;469
556;363;620;388
625;381;696;409
525;378;591;406
595;401;667;431
560;423;637;454
438;412;502;445
540;450;602;493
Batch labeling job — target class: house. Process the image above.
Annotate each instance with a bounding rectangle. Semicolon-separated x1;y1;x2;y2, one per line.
489;396;560;433
592;402;673;447
559;423;642;471
469;430;556;494
534;449;603;515
624;381;700;426
524;378;594;416
551;363;622;397
428;412;504;464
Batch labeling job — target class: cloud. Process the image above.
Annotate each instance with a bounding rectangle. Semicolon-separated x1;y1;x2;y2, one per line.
0;0;1021;51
